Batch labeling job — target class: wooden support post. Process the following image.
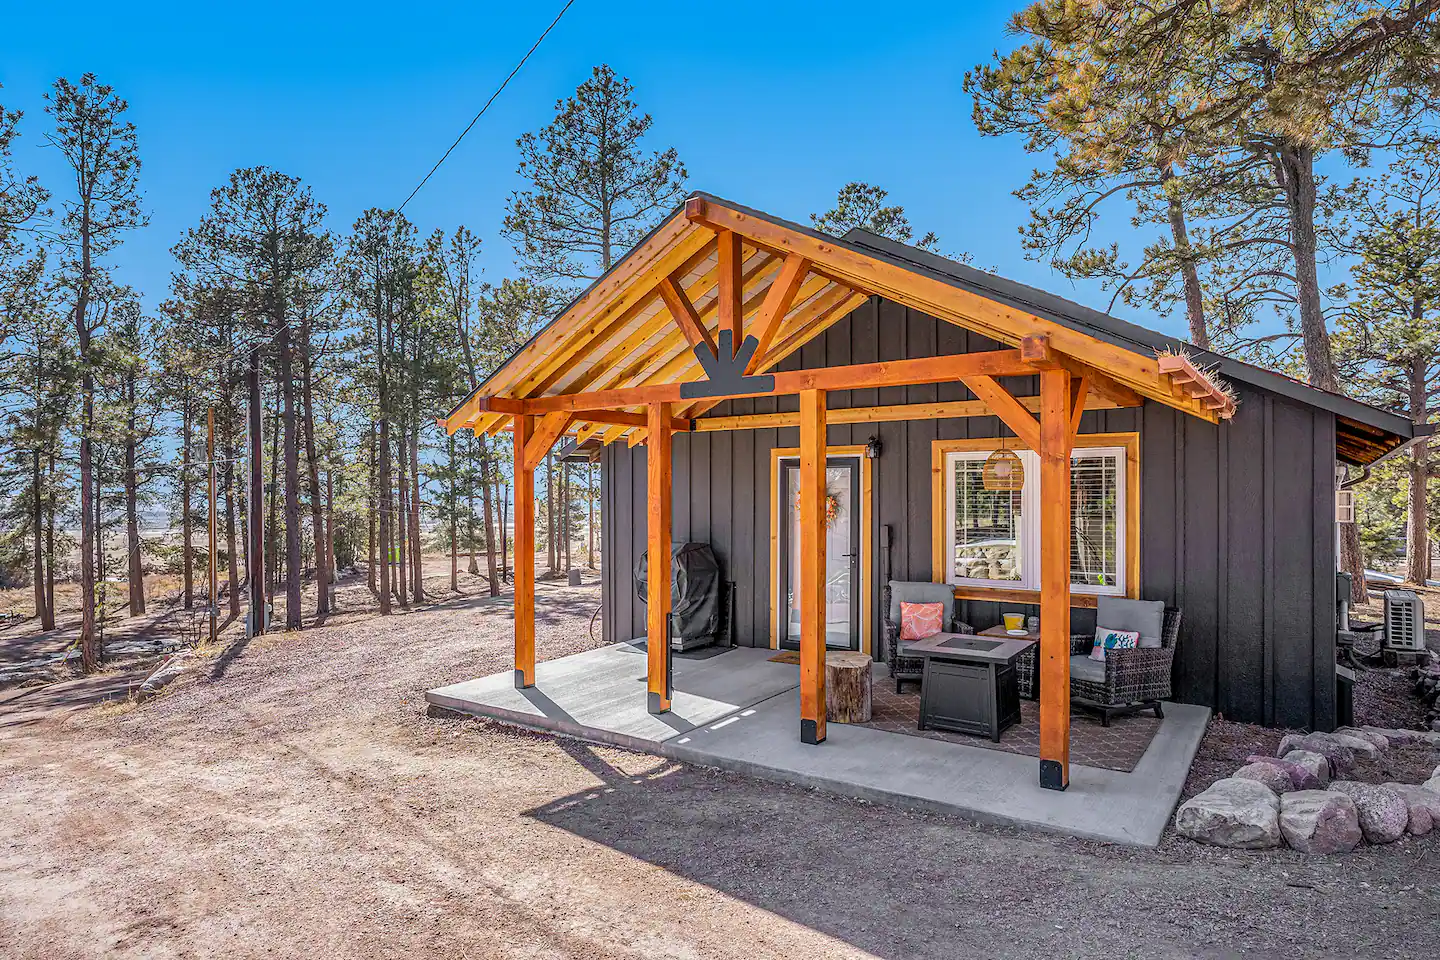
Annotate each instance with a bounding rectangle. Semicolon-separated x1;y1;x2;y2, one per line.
1038;368;1072;790
798;388;827;744
646;402;674;713
513;414;536;688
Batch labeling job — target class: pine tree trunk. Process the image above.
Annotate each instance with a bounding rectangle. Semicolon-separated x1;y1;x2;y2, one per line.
1408;357;1431;585
1279;143;1339;392
267;403;281;609
95;446;105;652
224;449;241;620
410;430;424;603
44;452;57;627
1161;164;1209;350
546;454;557;574
501;480;510;584
279;322;303;629
247;351;266;636
180;399;194;609
325;466;337;591
299;317;329;617
480;437;499;595
32;446;47;629
396;435;409;608
125;395;145;617
378;420;392;612
449;434;458;592
469;434;480;578
367;426;377;595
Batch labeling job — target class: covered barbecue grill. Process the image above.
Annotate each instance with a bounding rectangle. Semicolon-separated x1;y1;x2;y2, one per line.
635;542;722;650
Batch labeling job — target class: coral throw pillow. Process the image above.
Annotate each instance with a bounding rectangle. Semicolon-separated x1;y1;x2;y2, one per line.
899;601;945;641
1090;628;1140;661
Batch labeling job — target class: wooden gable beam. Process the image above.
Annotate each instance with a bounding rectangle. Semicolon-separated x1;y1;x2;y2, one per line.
716;229;744;354
747;253;812;370
522;348;1046;415
505;236;719;403
637;272;831;387
457;217;711;422
657;275;719;358
685;197;1218;423
962;375;1042;450
553;251;781;404
677;285;868;421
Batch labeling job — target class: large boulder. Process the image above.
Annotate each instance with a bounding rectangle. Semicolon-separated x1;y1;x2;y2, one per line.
1282;750;1332;789
1335;727;1390;752
1175;778;1281;849
1329;781;1409;844
1278;790;1363;854
1383;783;1440;836
1426;770;1440;795
1233;761;1294;794
1278;732;1354;776
1331;732;1382;762
1246;754;1326;791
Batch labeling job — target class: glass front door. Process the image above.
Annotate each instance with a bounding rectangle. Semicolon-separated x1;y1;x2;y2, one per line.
779;456;861;650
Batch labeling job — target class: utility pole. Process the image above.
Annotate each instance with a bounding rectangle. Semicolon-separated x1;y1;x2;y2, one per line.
208;406;218;645
247;352;266;637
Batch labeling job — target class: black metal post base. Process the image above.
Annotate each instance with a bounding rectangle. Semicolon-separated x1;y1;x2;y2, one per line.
647;691;670;715
1039;759;1068;791
800;718;825;745
513;669;532;690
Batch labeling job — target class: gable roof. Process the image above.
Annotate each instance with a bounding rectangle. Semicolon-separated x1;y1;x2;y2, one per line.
443;192;1422;465
843;228;1423;464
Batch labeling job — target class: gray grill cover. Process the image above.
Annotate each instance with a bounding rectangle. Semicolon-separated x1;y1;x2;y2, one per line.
635;542;721;643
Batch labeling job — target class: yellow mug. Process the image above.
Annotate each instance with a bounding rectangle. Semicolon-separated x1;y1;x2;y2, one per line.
1002;612;1025;632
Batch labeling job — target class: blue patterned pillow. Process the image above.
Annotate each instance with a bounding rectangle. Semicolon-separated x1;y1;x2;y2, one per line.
1090;628;1140;661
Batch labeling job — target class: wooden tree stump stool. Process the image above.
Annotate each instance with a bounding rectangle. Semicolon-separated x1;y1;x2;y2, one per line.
825;651;873;723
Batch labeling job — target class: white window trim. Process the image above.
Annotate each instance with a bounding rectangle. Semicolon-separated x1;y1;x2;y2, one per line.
942;446;1127;596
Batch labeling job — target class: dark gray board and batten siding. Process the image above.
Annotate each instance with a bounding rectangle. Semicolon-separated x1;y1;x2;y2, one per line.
601;297;1338;730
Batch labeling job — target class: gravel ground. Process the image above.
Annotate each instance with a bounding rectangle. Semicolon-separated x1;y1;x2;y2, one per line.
2;569;1438;959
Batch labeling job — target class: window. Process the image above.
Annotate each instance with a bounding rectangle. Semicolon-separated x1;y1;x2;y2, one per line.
939;441;1130;596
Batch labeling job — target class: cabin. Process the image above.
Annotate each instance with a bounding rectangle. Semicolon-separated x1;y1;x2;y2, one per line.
438;193;1421;805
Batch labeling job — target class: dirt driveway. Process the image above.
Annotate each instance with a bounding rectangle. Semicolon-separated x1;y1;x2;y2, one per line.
2;575;1438;960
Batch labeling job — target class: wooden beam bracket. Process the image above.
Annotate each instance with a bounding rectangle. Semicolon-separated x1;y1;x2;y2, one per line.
962;375;1042;450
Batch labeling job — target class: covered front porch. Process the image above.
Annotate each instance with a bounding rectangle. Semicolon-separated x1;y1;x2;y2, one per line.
441;193;1237;793
426;640;1209;847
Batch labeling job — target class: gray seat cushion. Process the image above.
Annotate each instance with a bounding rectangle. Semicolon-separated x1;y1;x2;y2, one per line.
1096;597;1165;649
887;580;954;623
1070;654;1106;684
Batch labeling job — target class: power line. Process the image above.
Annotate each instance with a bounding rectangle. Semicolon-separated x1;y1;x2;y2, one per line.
396;0;578;213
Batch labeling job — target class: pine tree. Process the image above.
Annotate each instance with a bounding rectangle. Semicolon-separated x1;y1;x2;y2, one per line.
174;167;332;628
1334;140;1440;585
811;182;943;254
45;75;146;670
503;65;688;284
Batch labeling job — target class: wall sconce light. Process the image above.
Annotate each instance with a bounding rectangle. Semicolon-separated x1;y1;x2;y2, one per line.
865;435;882;459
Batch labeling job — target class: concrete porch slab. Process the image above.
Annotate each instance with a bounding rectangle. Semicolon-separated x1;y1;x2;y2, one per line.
426;641;1209;847
426;641;800;746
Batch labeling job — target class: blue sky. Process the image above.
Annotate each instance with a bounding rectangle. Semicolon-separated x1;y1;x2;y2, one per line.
2;0;1186;338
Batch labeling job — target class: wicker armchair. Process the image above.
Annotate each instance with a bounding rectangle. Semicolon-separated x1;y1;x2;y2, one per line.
882;581;973;693
1015;605;1182;726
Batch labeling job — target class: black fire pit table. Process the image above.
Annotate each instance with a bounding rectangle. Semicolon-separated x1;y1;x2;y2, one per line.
904;633;1035;741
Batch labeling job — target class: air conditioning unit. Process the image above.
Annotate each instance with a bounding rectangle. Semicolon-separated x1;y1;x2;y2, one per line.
1336;489;1356;524
1383;590;1426;652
